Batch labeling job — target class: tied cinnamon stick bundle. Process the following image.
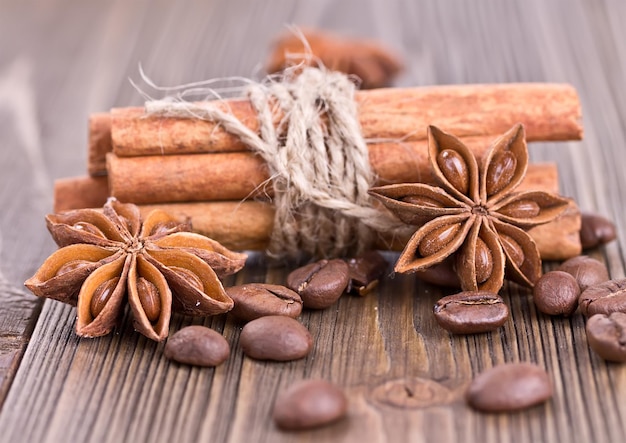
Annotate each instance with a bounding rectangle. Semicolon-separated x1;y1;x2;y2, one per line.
86;83;582;176
75;78;583;259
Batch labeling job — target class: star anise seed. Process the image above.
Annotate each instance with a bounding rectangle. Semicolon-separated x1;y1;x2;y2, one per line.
25;198;247;341
369;124;571;292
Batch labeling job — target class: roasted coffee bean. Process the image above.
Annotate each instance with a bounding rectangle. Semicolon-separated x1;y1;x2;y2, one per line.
286;259;349;309
273;379;348;430
433;291;509;334
466;363;552;412
533;271;580;316
240;315;312;361
558;255;609;291
164;325;230;367
586;312;626;362
416;259;461;287
579;278;626;317
346;251;388;295
226;283;302;322
580;212;617;249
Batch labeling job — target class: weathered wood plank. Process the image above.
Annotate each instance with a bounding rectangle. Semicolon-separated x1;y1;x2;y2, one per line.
0;0;626;442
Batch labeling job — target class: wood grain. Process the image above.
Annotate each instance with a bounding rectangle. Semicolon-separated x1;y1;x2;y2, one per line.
0;0;625;442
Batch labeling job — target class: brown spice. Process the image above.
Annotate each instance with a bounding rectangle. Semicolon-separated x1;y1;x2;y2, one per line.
266;28;403;89
24;198;246;341
370;124;570;292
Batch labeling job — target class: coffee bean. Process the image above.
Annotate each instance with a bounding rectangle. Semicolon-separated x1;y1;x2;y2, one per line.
273;379;347;430
239;315;312;361
345;251;388;295
415;258;461;287
533;271;580;316
164;325;230;367
580;212;617;249
557;255;609;291
433;291;509;334
586;312;626;362
466;363;552;412
286;259;349;309
579;278;626;317
226;284;302;322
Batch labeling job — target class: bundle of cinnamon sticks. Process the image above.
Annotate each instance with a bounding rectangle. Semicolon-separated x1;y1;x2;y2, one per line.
56;82;584;260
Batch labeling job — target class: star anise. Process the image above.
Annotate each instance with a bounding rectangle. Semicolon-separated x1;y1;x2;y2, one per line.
25;198;247;341
369;124;570;292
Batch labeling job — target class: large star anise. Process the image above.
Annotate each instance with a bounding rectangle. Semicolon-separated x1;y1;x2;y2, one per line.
369;124;570;292
25;198;247;341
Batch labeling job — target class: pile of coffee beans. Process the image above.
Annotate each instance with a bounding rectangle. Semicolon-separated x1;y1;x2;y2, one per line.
529;255;626;363
162;212;624;428
162;251;388;430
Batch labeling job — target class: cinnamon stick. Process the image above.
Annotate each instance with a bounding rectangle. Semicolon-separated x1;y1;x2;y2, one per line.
136;200;581;261
55;160;560;212
528;200;581;261
54;175;109;213
107;148;559;205
87;83;582;175
88;113;111;176
53;161;578;260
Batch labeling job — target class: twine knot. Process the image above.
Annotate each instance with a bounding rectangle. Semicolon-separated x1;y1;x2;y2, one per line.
145;66;408;258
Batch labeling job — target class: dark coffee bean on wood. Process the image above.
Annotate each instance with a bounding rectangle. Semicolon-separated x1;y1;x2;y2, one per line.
557;255;609;291
433;291;508;334
226;284;302;322
287;259;350;309
273;379;348;430
579;278;626;317
345;251;388;295
164;325;230;367
240;315;312;361
580;212;617;249
533;271;580;316
586;312;626;362
415;258;461;287
466;363;552;412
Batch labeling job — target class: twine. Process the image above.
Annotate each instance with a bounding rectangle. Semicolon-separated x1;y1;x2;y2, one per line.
144;66;410;258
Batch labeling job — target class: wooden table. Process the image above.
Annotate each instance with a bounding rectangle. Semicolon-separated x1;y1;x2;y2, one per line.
1;1;625;442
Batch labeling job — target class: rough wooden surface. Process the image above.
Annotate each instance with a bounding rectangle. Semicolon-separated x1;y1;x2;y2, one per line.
1;1;625;442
